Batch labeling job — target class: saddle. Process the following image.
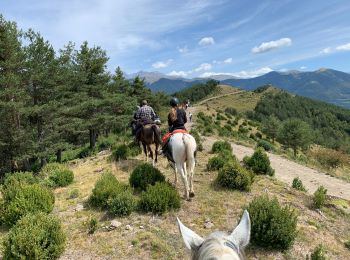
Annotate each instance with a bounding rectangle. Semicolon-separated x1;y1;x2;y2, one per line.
162;129;188;144
161;129;189;163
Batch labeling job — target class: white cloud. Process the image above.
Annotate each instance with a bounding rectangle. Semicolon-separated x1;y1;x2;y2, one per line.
152;59;173;69
336;43;350;51
198;72;232;78
198;67;273;79
252;38;292;54
300;66;307;70
232;67;273;78
223;57;233;63
177;46;189;53
167;70;188;77
194;63;212;72
198;37;215;46
320;47;331;54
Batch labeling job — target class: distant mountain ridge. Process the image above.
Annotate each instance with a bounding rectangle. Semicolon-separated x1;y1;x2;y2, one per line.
129;69;350;108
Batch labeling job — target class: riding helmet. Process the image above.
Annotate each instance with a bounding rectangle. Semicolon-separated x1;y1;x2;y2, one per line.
170;97;179;107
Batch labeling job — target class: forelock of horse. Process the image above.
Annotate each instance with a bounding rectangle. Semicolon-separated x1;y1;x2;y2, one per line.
192;232;243;260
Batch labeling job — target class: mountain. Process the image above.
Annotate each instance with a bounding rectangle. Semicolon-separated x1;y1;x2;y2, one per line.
221;68;350;108
139;68;350;109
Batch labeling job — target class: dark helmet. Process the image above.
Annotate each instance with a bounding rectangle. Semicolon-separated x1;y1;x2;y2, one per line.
170;97;179;107
141;100;148;106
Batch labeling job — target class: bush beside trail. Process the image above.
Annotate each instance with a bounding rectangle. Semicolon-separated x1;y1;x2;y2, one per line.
216;161;253;191
129;163;165;191
1;184;55;226
247;195;298;250
39;163;74;188
243;148;275;176
3;212;66;259
139;182;181;215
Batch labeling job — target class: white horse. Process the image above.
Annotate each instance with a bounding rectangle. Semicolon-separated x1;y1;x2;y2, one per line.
169;132;196;200
177;210;251;260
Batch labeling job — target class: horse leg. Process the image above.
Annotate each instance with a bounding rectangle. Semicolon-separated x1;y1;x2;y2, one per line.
174;165;178;186
148;145;154;166
155;143;158;164
142;143;148;162
176;163;190;201
187;156;196;198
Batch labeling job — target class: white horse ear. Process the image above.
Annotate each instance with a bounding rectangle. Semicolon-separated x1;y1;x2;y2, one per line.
177;217;204;250
229;210;251;248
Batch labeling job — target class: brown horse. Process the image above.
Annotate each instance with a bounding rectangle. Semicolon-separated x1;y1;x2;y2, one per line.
139;124;162;165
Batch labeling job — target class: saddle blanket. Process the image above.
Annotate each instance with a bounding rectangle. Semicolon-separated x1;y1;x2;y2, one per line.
162;129;188;143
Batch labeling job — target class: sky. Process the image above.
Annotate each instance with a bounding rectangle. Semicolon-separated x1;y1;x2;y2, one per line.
1;0;350;78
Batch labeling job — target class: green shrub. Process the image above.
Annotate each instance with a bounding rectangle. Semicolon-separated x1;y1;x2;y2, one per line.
313;186;327;209
218;127;232;137
88;172;122;208
216;161;253;191
244;148;275;176
3;212;66;259
108;189;136;217
238;125;249;134
225;107;237;116
255;132;263;139
129;163;165;191
78;146;97;158
249;133;257;140
87;216;98;234
247;195;298;250
216;113;226;121
344;240;350;250
39;163;74;187
97;135;118;150
1;184;55;226
207;156;226;171
50;169;74;187
292;177;307;192
127;142;142;157
112;144;128;160
257;140;274;152
2;172;38;201
203;126;214;136
68;188;79;199
307;244;327;260
211;140;232;154
139;182;181;214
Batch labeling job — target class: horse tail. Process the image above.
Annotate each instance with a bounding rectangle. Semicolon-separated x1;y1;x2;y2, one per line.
183;134;196;171
151;125;162;145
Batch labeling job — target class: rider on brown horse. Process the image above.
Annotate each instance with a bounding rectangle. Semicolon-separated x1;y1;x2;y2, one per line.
133;100;157;143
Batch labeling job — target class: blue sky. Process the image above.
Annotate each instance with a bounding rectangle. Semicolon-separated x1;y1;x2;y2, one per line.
1;0;350;78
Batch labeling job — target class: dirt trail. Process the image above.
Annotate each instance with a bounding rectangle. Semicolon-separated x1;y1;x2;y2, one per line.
186;106;350;201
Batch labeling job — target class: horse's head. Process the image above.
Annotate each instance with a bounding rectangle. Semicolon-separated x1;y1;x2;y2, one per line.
177;210;250;260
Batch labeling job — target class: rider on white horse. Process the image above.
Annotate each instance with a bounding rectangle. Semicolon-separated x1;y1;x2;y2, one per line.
161;97;187;161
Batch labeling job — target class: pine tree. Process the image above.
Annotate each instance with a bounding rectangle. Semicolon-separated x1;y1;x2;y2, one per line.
263;115;280;143
23;29;58;166
111;66;130;94
0;16;30;174
278;118;313;157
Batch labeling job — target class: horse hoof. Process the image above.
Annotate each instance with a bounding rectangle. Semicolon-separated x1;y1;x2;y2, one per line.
186;197;192;202
189;192;195;198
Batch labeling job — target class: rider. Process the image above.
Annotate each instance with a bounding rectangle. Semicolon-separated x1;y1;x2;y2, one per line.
161;97;187;161
134;100;156;143
168;97;187;132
